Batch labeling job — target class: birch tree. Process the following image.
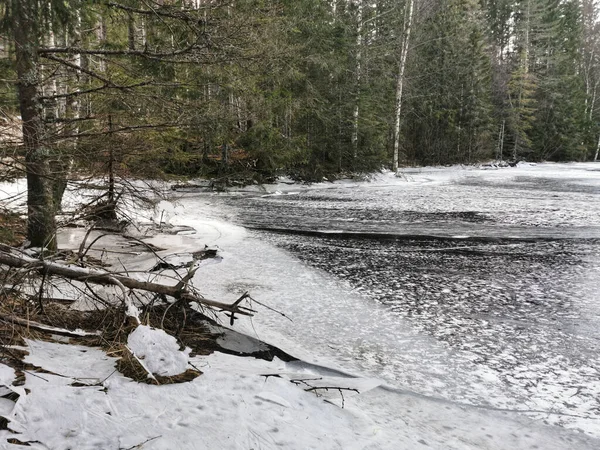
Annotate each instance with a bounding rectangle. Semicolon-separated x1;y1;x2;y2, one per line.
352;0;364;158
392;0;414;172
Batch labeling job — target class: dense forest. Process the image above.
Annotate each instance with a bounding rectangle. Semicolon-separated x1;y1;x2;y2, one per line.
1;0;599;186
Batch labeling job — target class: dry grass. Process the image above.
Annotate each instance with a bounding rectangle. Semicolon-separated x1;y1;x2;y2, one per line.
0;294;219;385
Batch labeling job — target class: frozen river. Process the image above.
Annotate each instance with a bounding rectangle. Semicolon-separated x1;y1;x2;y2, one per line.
181;163;600;437
1;163;599;448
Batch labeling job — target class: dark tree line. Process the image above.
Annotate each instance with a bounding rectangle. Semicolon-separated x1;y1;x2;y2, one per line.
0;1;599;246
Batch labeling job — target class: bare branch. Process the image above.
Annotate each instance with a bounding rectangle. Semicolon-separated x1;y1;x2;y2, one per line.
52;123;178;140
41;54;114;86
106;1;222;19
38;43;201;60
0;249;253;317
39;81;154;101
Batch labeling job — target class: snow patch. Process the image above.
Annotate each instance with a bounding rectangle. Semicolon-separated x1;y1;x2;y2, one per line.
0;363;15;385
24;339;116;381
127;325;191;377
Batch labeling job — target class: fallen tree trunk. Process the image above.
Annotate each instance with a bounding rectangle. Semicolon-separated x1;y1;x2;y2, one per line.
0;248;252;318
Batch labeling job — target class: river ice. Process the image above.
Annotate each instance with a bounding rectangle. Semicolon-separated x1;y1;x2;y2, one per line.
1;162;599;448
173;163;600;437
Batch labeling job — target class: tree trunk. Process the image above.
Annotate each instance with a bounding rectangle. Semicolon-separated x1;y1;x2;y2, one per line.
13;1;57;250
128;13;136;51
352;0;364;159
392;0;414;172
514;0;531;161
498;120;505;161
594;133;600;162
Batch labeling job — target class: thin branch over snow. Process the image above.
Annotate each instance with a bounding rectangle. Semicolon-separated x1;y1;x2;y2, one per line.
0;248;253;319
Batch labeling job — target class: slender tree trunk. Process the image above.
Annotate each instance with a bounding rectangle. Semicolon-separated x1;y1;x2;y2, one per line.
595;133;600;162
497;120;505;160
53;6;83;210
590;82;597;123
13;1;57;250
128;13;136;51
393;0;414;172
107;115;115;206
352;0;364;159
97;16;107;73
514;0;531;161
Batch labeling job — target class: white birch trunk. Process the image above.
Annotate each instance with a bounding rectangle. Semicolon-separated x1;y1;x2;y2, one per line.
97;16;107;73
595;134;600;162
73;9;82;124
392;0;414;172
513;0;531;161
590;82;597;123
352;0;364;158
499;120;505;161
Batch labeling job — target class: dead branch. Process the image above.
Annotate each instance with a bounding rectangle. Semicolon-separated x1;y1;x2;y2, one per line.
289;377;359;409
125;345;158;384
0;314;100;337
0;249;252;318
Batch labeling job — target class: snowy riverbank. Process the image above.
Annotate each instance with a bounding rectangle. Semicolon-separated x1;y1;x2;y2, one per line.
1;163;599;449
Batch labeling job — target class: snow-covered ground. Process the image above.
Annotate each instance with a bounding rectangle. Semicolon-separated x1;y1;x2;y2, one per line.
1;163;599;449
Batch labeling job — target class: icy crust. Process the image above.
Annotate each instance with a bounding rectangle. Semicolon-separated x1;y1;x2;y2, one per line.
164;165;600;437
1;341;598;450
163;198;600;438
215;162;600;234
127;325;191;377
23;339;116;382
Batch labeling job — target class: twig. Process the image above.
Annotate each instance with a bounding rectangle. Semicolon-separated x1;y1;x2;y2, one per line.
125;345;158;384
303;386;360;394
107;276;139;324
160;299;179;329
99;369;118;385
247;295;292;322
289;377;359;409
36;267;48;314
77;224;97;263
23;370;50;382
120;435;161;450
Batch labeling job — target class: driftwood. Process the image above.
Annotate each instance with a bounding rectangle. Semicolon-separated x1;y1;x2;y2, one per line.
0;248;253;320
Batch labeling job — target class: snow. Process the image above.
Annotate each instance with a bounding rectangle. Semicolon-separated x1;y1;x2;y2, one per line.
127;325;191;377
1;163;600;448
0;364;15;386
1;341;597;449
23;339;116;382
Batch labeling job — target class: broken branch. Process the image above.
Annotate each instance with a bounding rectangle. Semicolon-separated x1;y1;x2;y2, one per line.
0;249;252;318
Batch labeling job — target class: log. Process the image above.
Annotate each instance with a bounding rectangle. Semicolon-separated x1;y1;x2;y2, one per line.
0;249;252;318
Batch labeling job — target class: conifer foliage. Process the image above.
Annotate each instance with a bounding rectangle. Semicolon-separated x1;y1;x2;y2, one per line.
1;1;599;244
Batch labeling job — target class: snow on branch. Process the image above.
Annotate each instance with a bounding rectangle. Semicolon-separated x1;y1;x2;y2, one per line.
0;248;253;321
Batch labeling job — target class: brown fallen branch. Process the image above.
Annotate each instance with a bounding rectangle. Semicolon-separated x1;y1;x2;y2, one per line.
0;249;252;319
0;314;101;337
